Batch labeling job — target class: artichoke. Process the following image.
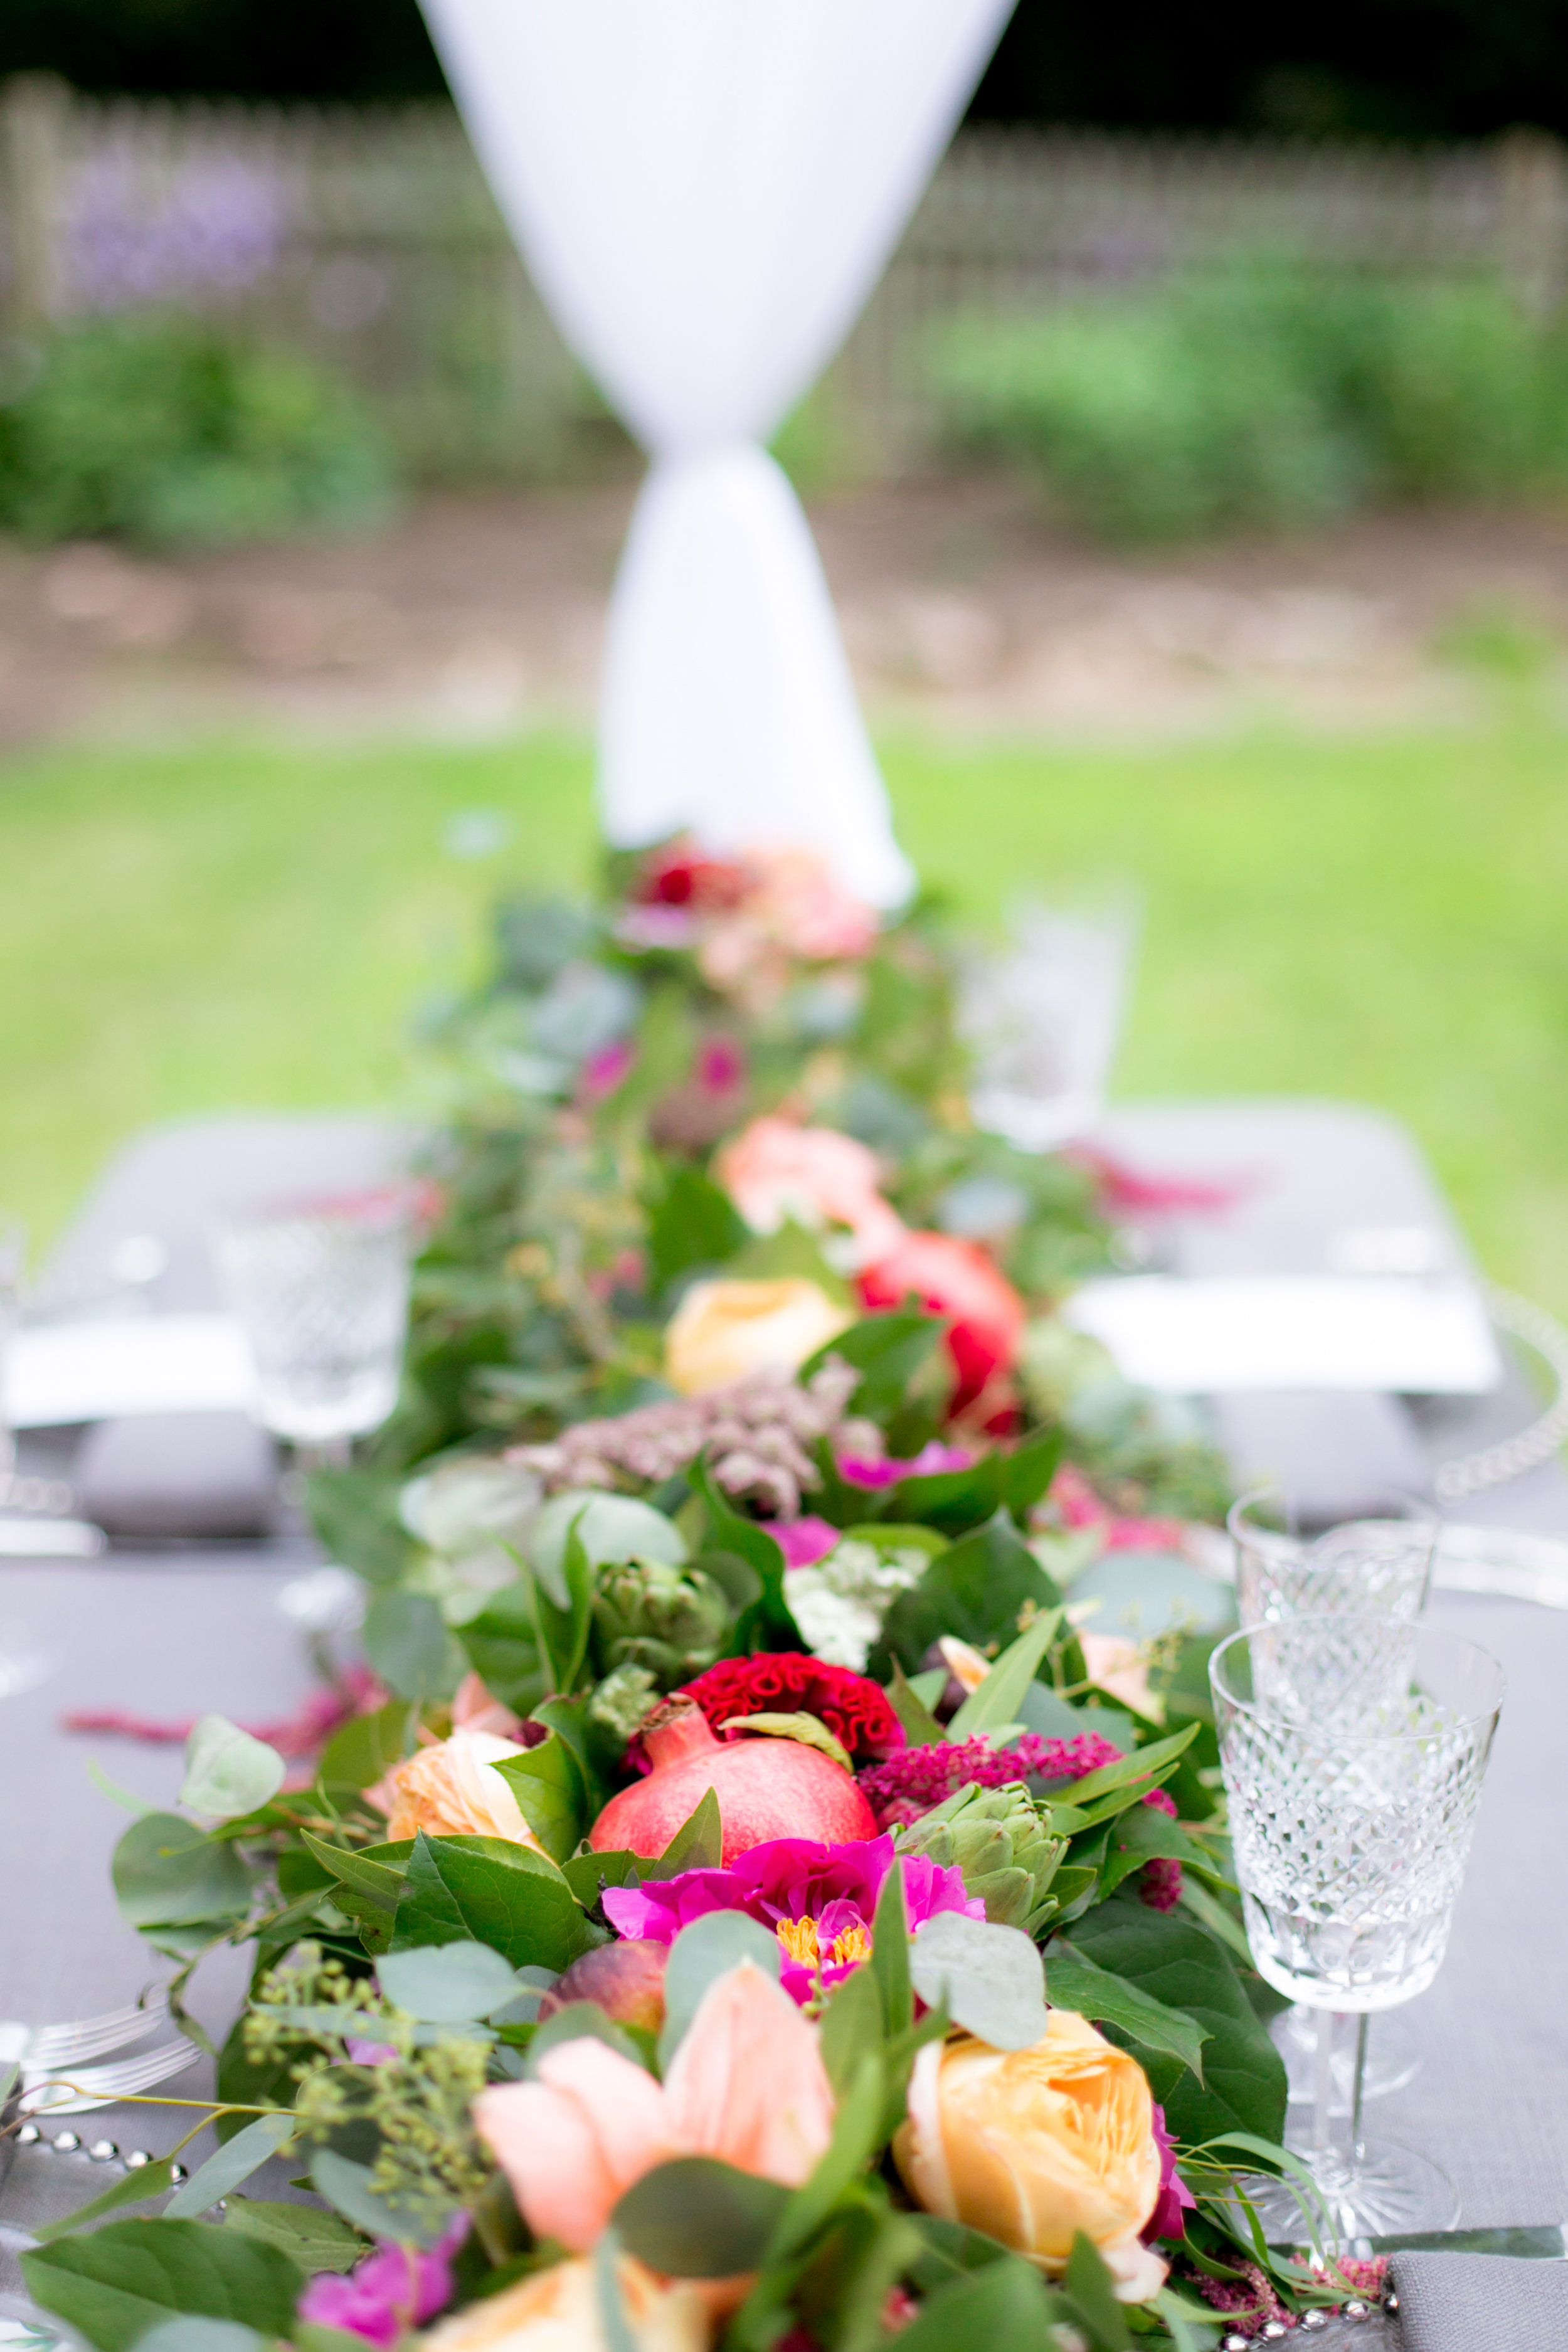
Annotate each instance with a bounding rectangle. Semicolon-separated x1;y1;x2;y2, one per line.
899;1781;1066;1938
591;1557;731;1688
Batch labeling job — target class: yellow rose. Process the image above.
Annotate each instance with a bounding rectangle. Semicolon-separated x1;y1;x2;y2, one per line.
894;2012;1167;2304
423;2253;709;2352
381;1728;547;1853
664;1277;851;1396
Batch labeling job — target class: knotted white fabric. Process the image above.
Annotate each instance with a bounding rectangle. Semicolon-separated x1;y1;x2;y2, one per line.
420;0;1014;905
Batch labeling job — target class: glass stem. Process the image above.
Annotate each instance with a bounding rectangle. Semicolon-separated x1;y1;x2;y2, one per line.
1350;2014;1370;2159
1313;2011;1338;2159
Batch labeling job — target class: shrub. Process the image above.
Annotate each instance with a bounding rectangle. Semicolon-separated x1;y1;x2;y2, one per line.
934;260;1568;541
0;314;397;546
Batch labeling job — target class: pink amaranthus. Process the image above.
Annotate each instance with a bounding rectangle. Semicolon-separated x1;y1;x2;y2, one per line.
858;1730;1185;1912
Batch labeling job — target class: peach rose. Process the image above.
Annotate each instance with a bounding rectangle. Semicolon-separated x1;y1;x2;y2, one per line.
895;2011;1167;2303
664;1278;852;1396
472;1959;834;2256
379;1728;546;1853
714;1118;905;1263
422;2252;708;2352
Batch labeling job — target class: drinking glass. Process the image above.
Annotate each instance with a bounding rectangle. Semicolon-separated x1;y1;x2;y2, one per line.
1231;1485;1438;2109
1212;1617;1503;2243
1229;1485;1438;1632
963;889;1140;1152
213;1189;415;1466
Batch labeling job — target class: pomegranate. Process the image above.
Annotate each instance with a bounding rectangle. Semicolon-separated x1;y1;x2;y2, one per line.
590;1698;877;1863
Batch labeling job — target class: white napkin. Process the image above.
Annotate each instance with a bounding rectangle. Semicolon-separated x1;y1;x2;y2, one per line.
4;1315;257;1429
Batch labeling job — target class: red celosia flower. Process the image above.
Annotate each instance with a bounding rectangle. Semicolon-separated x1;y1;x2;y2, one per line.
858;1730;1184;1910
678;1655;905;1762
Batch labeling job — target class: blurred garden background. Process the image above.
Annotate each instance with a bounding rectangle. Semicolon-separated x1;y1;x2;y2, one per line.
3;0;1567;1316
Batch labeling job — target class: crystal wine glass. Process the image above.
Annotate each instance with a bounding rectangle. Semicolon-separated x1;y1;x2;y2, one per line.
1211;1615;1503;2243
213;1189;415;1469
1229;1483;1440;2112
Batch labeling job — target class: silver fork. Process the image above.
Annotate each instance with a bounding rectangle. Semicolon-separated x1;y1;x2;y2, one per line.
16;1991;170;2070
21;2038;200;2117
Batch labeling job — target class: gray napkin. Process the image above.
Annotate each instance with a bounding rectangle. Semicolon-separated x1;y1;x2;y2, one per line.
1388;2250;1568;2348
73;1411;277;1540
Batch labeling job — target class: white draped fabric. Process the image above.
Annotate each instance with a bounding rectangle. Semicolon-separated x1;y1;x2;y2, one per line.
420;0;1014;906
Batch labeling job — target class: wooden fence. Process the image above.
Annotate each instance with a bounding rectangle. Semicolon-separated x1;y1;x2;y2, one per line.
4;74;1567;482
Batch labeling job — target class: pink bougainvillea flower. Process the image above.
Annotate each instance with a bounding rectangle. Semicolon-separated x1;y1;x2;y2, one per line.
765;1515;840;1569
297;2220;466;2344
603;1834;980;2005
837;1441;976;1491
472;1960;834;2254
1143;2103;1197;2243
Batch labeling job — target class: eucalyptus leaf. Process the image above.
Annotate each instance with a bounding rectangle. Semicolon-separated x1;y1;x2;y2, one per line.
177;1717;285;1821
910;1913;1048;2050
112;1813;251;1931
613;2158;788;2277
164;2112;297;2217
378;1937;523;2023
21;2218;302;2352
311;2151;457;2250
364;1589;457;1703
658;1911;780;2070
531;1491;687;1602
134;2323;264;2352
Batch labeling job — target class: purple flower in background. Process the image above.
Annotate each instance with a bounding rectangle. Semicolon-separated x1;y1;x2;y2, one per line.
64;147;285;311
297;2218;467;2345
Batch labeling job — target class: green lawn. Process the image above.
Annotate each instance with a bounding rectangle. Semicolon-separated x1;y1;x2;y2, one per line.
2;713;1565;1314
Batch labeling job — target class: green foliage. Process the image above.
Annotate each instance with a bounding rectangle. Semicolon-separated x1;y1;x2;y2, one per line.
22;2220;301;2352
391;1831;600;1969
935;259;1568;541
0;314;395;546
1067;1896;1288;2144
871;1507;1059;1675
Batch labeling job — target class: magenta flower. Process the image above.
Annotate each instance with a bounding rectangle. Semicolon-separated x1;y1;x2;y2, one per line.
1143;2104;1197;2242
837;1441;976;1491
766;1514;840;1568
578;1039;637;1103
297;2220;467;2344
603;1833;982;2005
